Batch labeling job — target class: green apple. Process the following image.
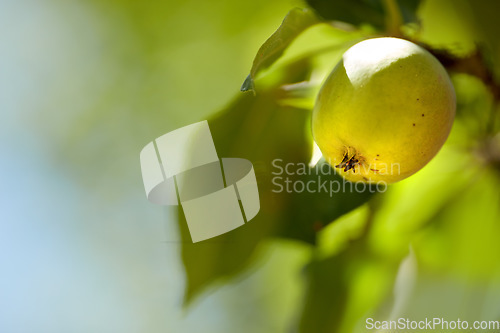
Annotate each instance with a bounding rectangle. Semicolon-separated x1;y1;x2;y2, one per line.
312;37;456;183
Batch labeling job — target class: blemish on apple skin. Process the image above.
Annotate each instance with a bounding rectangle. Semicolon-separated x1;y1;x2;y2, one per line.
422;114;425;117
413;123;416;126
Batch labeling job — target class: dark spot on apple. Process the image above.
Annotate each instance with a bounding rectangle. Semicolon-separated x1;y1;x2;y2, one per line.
413;123;416;126
335;152;360;173
422;114;424;117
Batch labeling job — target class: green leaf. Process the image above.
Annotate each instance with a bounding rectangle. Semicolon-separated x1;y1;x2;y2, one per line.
181;68;312;305
180;61;377;305
400;170;500;321
277;159;377;243
305;0;422;30
241;8;319;92
397;0;421;24
298;145;479;332
459;0;500;83
306;0;385;29
240;74;255;93
299;203;401;333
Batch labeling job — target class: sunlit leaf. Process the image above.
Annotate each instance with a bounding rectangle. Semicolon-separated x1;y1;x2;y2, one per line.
241;8;319;92
394;169;500;322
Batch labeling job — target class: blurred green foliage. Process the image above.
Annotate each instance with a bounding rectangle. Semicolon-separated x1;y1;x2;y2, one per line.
178;0;500;332
50;0;500;332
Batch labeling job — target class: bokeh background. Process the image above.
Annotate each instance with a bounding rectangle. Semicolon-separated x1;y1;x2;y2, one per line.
2;0;500;332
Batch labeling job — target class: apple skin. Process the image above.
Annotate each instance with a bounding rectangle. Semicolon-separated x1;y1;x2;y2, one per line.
312;37;456;184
